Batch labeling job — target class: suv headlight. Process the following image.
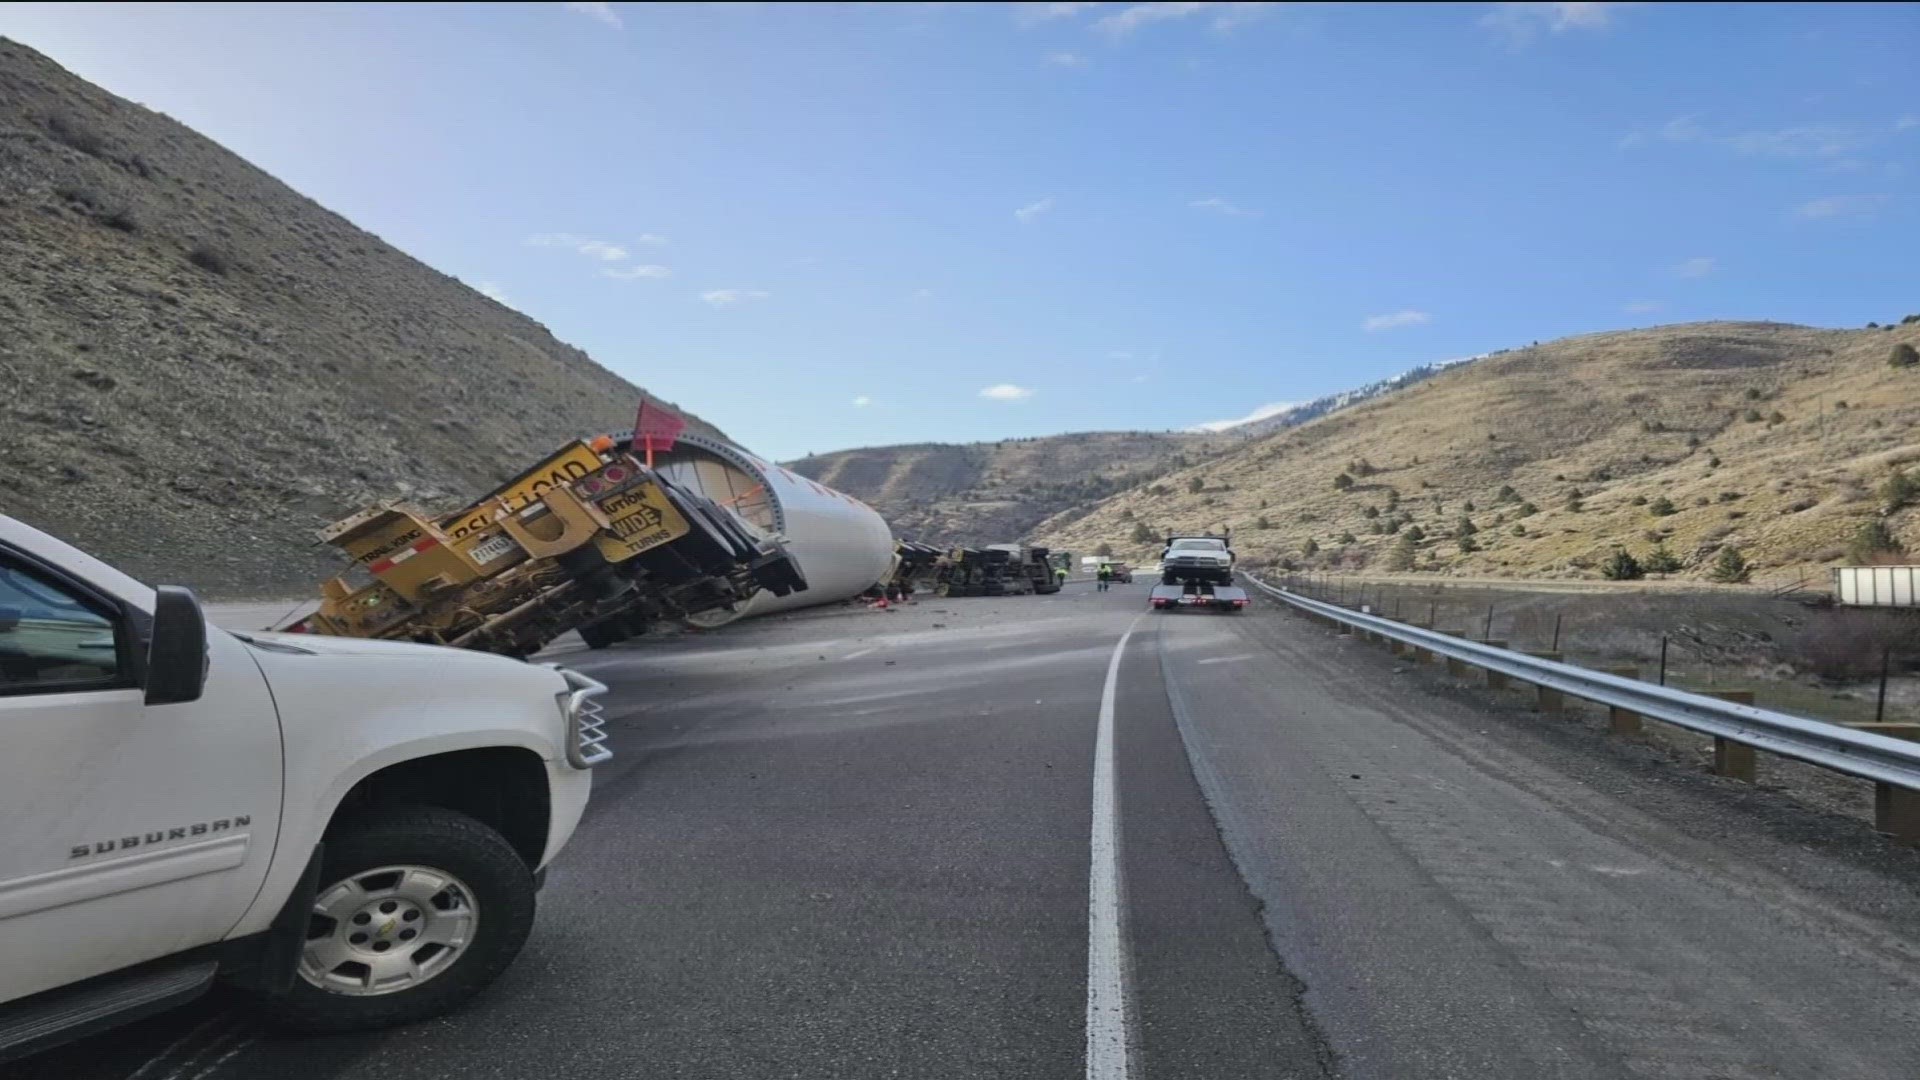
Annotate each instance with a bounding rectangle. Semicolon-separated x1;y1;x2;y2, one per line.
548;666;611;768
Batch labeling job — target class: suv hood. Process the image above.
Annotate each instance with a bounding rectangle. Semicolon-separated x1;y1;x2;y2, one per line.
238;631;576;774
236;629;532;666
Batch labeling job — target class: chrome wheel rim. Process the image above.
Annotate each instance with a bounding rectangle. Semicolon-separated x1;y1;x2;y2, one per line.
298;864;480;997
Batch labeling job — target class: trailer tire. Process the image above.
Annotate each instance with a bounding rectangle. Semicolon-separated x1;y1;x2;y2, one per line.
578;620;624;650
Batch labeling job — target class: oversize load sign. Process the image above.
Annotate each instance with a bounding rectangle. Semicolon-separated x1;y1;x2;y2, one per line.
445;442;603;539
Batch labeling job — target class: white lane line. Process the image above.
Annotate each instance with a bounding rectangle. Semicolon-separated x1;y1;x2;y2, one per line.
843;647;876;661
1196;652;1259;666
187;1038;255;1080
1087;615;1143;1080
154;1021;245;1080
124;1016;226;1080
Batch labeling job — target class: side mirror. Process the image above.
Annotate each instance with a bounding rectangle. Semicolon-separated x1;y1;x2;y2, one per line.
146;586;209;706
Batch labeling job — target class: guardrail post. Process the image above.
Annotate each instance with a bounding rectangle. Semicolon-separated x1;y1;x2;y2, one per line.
1409;624;1433;663
1525;651;1565;711
1876;785;1920;844
1480;640;1509;689
1877;646;1892;724
1837;724;1920;843
1603;666;1642;736
1701;690;1757;782
1442;631;1471;677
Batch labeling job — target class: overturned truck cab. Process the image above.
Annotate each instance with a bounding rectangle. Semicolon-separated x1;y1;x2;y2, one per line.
608;430;896;625
297;438;807;655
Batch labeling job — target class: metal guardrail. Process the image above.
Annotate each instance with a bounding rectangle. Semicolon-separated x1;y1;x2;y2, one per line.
1241;574;1920;798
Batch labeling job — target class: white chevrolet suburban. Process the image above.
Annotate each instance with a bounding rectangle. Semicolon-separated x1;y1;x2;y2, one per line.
0;513;608;1061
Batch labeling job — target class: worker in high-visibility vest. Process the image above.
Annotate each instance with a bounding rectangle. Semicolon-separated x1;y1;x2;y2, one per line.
1096;563;1113;592
1054;566;1068;586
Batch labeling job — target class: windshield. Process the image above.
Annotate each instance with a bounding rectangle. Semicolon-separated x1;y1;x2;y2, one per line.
6;6;1919;1080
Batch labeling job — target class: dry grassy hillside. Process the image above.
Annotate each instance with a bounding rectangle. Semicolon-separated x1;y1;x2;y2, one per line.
1035;321;1920;584
787;431;1241;546
0;40;713;595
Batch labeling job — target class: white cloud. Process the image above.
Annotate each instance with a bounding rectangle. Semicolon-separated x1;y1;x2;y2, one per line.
578;240;626;261
1647;117;1902;163
528;233;629;261
1207;1;1278;30
1098;1;1208;34
1623;299;1666;314
1189;196;1261;217
1095;2;1277;35
1046;51;1093;68
1108;350;1134;360
701;288;769;308
1189;400;1302;433
1793;195;1880;220
602;264;672;280
634;233;670;247
1619;114;1701;150
1363;309;1431;332
477;281;511;305
1017;1;1106;23
1659;115;1704;143
852;395;874;407
913;287;934;299
1015;197;1055;223
563;2;623;29
1483;2;1625;46
1130;373;1150;383
1665;256;1716;279
979;383;1036;402
1626;116;1920;179
1725;123;1865;160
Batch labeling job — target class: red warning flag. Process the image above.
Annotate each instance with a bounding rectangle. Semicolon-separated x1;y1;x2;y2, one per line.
634;399;686;467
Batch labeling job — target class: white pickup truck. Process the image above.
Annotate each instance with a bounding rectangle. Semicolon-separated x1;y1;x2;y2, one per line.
0;513;608;1061
1158;534;1235;585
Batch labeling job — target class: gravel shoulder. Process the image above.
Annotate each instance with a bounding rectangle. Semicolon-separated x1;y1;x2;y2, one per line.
1163;594;1920;1078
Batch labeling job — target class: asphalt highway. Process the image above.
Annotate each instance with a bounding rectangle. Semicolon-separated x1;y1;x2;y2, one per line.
17;583;1920;1079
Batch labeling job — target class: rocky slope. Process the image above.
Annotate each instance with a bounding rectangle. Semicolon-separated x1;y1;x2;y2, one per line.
1034;321;1920;584
786;431;1241;547
0;39;712;596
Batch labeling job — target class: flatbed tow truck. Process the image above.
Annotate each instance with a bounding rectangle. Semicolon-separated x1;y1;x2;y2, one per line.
1148;530;1249;613
1149;579;1249;611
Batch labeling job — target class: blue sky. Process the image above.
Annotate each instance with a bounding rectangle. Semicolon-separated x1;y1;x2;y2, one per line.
5;3;1916;460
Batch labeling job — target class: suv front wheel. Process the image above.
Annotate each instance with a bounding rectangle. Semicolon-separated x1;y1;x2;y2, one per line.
260;808;537;1033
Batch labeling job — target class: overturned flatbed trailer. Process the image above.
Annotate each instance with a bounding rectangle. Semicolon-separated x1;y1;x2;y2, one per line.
876;541;946;599
293;438;807;655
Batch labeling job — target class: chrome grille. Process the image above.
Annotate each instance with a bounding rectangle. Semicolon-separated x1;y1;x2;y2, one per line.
552;666;612;768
